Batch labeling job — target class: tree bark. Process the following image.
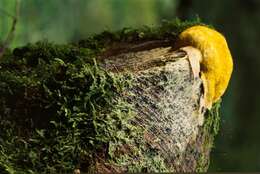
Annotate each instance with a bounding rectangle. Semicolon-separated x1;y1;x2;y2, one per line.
84;42;220;173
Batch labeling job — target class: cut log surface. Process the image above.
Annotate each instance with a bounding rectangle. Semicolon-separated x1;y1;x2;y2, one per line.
95;44;216;172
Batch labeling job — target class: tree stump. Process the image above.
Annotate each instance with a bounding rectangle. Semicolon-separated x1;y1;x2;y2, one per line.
86;42;220;173
0;21;220;174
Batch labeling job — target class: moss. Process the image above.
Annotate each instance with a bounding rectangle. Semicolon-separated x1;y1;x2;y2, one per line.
0;48;135;173
0;18;212;173
77;17;205;50
196;100;221;172
107;137;169;173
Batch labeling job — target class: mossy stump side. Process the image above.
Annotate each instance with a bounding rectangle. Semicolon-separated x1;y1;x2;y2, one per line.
0;20;220;174
92;45;220;173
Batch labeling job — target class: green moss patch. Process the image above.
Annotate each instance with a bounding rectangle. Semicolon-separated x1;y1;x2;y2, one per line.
196;100;221;172
0;19;214;173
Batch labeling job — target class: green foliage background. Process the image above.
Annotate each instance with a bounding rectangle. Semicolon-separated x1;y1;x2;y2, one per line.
1;0;260;172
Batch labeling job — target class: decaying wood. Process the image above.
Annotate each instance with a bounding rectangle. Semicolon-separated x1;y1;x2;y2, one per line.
94;44;213;172
101;46;187;72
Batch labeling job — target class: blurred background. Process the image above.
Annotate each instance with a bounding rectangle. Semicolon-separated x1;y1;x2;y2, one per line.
0;0;260;171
